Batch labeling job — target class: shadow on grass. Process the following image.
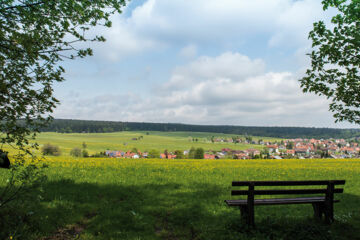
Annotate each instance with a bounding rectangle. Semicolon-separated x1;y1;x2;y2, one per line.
1;179;360;240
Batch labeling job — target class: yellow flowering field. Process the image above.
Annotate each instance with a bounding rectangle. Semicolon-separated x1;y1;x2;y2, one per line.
1;157;360;239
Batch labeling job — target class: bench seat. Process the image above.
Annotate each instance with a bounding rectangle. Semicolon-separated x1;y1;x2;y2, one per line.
225;197;340;206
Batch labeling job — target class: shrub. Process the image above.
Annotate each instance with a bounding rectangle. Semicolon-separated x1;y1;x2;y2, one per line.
174;150;184;159
0;150;10;168
0;154;47;239
194;148;204;159
91;152;107;158
148;149;159;158
131;147;138;153
41;143;61;156
188;147;196;159
82;149;89;158
70;147;82;157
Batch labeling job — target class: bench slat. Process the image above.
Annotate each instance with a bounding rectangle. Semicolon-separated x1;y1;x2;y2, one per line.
225;197;340;206
232;180;345;186
232;188;343;195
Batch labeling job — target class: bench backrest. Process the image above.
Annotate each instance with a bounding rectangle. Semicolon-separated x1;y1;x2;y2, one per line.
231;180;345;197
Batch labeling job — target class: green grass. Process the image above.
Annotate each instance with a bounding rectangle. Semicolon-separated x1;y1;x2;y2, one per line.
25;131;275;156
1;157;360;239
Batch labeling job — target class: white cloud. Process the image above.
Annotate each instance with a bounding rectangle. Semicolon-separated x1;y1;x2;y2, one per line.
53;1;354;128
90;17;160;61
85;0;331;61
55;52;352;127
164;52;266;90
179;44;198;59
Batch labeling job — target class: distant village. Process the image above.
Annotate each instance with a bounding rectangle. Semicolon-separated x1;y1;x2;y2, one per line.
105;136;360;160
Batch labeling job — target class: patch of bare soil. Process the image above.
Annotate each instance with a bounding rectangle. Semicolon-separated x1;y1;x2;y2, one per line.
41;211;97;240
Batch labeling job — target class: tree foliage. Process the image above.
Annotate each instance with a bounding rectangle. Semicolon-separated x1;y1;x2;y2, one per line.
70;147;82;157
188;147;196;159
0;153;49;239
0;2;127;238
300;0;360;124
82;149;89;158
174;150;184;159
194;148;204;159
41;143;61;156
148;149;159;158
0;0;126;150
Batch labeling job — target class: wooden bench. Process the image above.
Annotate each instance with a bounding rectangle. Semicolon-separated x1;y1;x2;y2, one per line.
225;180;345;226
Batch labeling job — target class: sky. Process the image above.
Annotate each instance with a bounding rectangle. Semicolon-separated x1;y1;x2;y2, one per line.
52;0;356;128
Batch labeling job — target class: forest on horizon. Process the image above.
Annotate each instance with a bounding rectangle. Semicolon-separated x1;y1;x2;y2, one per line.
40;119;360;139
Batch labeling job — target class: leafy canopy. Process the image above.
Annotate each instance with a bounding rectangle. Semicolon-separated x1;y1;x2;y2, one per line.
300;0;360;124
0;0;126;150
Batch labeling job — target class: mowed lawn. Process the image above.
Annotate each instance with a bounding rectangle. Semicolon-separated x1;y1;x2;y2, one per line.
1;157;359;239
27;131;275;155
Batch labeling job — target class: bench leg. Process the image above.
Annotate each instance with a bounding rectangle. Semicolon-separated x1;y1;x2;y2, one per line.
248;205;255;227
324;202;334;224
325;183;335;224
239;206;254;227
312;203;324;220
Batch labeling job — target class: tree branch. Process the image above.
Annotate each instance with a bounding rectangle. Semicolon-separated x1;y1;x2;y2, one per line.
0;1;46;12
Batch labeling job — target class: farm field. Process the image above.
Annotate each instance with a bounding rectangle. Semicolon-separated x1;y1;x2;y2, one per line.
1;157;360;239
20;131;278;156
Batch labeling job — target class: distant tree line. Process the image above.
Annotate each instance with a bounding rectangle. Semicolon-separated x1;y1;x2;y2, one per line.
38;119;127;133
39;119;360;139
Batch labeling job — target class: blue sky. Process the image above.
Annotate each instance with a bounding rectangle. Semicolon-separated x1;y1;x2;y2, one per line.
52;0;356;128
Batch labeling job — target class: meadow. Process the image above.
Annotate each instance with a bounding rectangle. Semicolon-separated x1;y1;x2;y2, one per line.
1;156;360;240
25;131;277;156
